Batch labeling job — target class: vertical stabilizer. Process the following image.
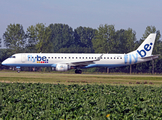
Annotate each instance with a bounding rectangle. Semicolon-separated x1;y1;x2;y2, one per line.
135;33;156;58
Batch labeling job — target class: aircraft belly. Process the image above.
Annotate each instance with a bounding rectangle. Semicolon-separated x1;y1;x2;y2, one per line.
6;63;53;67
84;60;125;68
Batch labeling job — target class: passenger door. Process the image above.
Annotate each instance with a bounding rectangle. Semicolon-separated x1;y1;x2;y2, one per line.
21;54;26;63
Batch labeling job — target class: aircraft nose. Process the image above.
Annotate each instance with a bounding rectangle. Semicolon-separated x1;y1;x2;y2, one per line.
2;60;7;65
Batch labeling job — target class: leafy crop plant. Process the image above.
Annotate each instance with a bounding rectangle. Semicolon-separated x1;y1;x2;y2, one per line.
0;83;162;119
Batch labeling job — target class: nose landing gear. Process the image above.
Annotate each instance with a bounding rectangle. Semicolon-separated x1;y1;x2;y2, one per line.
16;67;21;73
17;68;21;73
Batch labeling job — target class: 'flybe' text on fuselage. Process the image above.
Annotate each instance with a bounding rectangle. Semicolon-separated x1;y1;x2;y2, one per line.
28;55;49;63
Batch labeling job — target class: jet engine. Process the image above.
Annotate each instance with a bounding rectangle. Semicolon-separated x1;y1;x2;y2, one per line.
55;64;70;71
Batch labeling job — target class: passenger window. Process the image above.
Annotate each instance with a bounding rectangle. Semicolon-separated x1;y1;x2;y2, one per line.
65;57;66;59
72;57;74;59
82;57;84;59
61;57;63;59
79;57;81;59
52;57;53;59
104;57;106;59
55;57;57;59
69;57;71;59
76;57;77;59
13;56;16;58
107;57;109;59
58;57;60;59
48;57;50;59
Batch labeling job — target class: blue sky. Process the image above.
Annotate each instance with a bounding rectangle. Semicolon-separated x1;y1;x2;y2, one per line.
0;0;162;46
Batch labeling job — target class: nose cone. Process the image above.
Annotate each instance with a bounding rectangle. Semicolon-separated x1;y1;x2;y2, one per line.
2;60;7;66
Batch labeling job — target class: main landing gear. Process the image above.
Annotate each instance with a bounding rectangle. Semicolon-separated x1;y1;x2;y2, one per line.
75;69;82;74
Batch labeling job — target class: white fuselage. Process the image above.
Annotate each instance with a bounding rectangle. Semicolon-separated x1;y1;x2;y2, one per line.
2;53;151;69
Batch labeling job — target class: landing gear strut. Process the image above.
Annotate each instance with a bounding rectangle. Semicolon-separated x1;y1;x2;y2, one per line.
16;67;21;73
17;68;21;73
75;69;82;74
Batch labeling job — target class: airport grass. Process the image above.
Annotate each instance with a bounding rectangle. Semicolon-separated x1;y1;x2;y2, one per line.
0;71;162;85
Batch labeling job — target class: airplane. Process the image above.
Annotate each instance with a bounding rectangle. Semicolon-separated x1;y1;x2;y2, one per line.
2;33;159;73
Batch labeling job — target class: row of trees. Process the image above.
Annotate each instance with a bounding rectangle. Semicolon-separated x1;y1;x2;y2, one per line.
2;23;96;53
0;23;162;73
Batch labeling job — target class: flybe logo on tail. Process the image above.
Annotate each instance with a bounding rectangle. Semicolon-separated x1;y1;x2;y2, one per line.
28;55;49;63
137;43;153;57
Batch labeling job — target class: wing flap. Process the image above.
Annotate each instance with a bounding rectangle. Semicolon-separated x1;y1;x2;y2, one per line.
70;60;95;66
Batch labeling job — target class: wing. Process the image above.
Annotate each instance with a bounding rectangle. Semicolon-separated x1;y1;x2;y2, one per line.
67;54;103;67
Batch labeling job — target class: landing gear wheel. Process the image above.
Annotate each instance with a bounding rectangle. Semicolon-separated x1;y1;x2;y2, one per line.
75;69;82;74
17;68;21;73
78;70;82;74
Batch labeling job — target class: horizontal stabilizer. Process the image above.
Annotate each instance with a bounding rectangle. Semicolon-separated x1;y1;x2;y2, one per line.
141;54;160;59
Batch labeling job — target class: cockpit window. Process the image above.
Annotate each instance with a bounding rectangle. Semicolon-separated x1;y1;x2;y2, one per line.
9;56;16;58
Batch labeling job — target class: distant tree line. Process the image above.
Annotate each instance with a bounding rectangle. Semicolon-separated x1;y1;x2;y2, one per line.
0;23;162;73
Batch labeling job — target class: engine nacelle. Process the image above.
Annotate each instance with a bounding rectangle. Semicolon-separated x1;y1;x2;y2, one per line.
55;64;70;71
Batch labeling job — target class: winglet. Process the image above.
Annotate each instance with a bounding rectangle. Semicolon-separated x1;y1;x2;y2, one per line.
95;54;103;61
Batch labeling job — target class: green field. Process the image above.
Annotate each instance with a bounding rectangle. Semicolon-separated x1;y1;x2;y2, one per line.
1;82;162;119
0;72;162;85
1;72;162;119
